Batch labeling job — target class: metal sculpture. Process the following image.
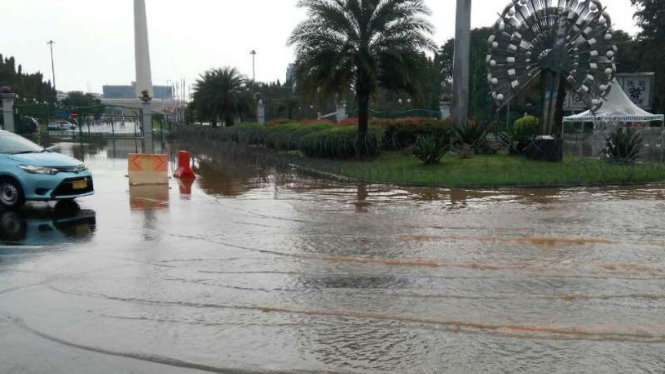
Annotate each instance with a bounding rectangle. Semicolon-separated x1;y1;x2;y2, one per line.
487;0;617;134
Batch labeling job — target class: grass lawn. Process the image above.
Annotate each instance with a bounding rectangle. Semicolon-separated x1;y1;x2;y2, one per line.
310;151;665;188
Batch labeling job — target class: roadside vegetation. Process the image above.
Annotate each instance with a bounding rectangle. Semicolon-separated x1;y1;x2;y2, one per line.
288;0;435;144
176;0;665;188
178;119;665;188
323;152;665;187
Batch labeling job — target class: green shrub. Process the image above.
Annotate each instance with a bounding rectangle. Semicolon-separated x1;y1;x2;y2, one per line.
264;123;333;150
179;125;230;143
267;119;293;125
379;118;451;150
267;119;334;126
335;117;452;150
602;127;643;163
514;115;540;134
500;116;540;155
413;134;449;164
226;123;266;145
451;122;491;154
299;126;384;159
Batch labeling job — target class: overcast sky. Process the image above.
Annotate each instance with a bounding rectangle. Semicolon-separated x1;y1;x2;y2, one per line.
0;0;640;94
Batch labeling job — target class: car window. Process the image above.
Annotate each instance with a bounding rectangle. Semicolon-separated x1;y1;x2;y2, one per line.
0;133;44;154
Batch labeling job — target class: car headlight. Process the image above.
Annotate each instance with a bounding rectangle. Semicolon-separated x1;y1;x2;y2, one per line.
74;164;88;173
18;164;59;175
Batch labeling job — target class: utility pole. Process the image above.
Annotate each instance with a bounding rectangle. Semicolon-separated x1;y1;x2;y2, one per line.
451;0;472;130
47;40;57;91
250;50;257;81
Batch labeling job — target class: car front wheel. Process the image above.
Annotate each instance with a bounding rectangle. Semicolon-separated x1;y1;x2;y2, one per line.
0;179;26;210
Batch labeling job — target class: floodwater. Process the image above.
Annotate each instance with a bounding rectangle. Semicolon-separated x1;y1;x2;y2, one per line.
1;139;665;374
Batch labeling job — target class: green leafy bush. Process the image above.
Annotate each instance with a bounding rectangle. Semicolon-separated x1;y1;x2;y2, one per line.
451;122;491;154
264;123;333;150
267;119;334;126
299;126;384;159
500;115;540;155
379;118;451;150
225;123;266;145
514;115;540;134
336;117;451;150
602;128;643;163
413;135;449;164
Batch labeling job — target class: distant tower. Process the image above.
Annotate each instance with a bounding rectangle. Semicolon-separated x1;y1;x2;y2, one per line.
134;0;153;98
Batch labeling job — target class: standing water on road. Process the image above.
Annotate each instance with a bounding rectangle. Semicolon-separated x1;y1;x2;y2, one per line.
1;139;665;374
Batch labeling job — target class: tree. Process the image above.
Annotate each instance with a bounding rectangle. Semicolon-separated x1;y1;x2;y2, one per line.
288;0;435;136
439;28;501;121
613;30;643;74
191;67;253;127
0;54;56;105
62;91;101;107
409;52;444;110
631;0;665;112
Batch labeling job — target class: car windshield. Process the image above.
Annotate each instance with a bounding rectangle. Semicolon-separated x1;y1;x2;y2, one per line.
0;132;44;154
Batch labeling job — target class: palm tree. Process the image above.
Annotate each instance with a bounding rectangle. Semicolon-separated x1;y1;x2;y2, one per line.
192;67;253;127
288;0;435;136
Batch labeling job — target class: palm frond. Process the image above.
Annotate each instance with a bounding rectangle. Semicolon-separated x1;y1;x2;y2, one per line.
289;0;435;133
191;67;252;125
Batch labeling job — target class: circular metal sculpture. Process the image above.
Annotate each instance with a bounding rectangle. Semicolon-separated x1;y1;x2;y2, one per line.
487;0;617;134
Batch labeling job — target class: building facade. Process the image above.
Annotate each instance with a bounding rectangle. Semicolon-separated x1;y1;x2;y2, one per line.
103;83;172;99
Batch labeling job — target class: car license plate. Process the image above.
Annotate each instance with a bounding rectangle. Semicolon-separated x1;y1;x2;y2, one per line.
72;180;88;190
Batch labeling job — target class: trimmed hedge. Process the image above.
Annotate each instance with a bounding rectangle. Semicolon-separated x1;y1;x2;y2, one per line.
267;119;334;126
336;117;452;150
227;123;266;145
299;126;384;159
180;118;446;159
264;123;333;150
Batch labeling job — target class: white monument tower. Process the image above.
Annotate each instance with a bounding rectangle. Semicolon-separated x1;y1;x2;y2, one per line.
134;0;153;98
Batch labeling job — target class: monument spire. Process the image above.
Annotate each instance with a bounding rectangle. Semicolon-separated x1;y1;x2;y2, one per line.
134;0;153;98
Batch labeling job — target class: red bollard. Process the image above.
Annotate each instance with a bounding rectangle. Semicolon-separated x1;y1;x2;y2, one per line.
174;151;196;180
177;177;194;195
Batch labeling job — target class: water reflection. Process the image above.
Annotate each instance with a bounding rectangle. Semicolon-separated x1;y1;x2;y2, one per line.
0;201;96;248
449;188;468;208
354;184;370;213
128;185;169;243
177;177;194;195
195;158;268;197
18;138;664;374
129;185;170;211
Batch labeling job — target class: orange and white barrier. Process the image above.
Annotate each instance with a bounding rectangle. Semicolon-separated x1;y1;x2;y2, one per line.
128;153;168;185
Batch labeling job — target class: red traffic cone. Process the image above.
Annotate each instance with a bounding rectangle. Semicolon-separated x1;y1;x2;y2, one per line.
174;151;196;180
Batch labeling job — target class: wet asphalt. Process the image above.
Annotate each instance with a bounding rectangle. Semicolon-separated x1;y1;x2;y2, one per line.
1;139;665;374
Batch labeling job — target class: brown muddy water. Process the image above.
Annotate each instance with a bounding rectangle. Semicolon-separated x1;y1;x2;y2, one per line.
1;139;665;374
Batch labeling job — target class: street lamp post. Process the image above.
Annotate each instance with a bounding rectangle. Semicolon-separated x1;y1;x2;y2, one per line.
47;41;57;91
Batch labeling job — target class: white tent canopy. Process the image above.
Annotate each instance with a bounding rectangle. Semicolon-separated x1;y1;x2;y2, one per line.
563;79;664;123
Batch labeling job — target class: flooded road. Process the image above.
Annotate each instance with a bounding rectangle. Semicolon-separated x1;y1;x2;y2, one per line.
1;139;665;374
